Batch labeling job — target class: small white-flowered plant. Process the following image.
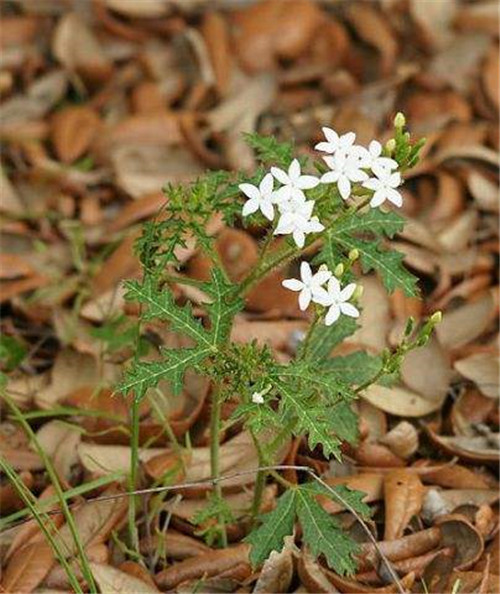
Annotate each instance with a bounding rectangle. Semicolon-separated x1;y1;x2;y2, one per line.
271;158;320;205
366;140;398;172
315;127;356;155
282;261;331;311
363;166;403;208
274;200;324;248
322;277;360;326
251;391;265;404
321;150;369;200
240;173;276;221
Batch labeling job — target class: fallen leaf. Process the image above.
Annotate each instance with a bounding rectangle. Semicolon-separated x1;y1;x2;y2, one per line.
51;106;100;163
384;470;424;540
454;353;499;399
0;540;55;593
90;562;160;593
436;514;485;570
253;535;294;593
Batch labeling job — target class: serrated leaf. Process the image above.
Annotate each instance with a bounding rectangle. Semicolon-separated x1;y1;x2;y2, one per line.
299;316;358;362
119;346;211;399
245;489;297;567
243;133;294;167
271;378;343;459
124;277;214;350
332;209;405;238
337;235;418;297
326;401;359;444
321;351;382;385
201;268;243;347
296;488;359;575
300;482;372;519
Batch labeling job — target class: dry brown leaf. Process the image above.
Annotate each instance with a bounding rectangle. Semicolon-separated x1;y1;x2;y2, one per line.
35;420;81;481
454;353;499;399
90;562;160;593
154;544;250;590
320;473;384;514
451;389;496;436
362;384;446;417
0;540;55;593
104;0;172;18
436;514;485;570
297;549;338;593
140;530;211;560
419;463;497;490
482;44;499;109
466;170;499;213
253;535;294;593
409;0;456;50
0;253;34;279
384;470;424;540
51;106;100;163
424;426;500;465
380;421;419;459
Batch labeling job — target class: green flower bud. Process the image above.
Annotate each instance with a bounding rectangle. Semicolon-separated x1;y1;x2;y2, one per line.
353;285;364;300
334;263;344;277
348;248;359;261
385;138;396;153
394;112;406;128
430;311;442;324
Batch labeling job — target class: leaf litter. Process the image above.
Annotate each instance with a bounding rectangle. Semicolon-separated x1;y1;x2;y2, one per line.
0;0;498;592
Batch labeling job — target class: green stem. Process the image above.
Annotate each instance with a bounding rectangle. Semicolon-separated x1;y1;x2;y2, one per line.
0;455;84;594
210;385;228;547
128;398;141;559
249;430;266;524
299;307;322;359
4;396;96;592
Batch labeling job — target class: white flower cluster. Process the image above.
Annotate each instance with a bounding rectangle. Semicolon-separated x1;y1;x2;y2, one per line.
239;127;403;249
282;262;359;326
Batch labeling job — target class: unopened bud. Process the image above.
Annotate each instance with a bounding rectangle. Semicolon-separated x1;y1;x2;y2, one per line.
334;263;344;277
394;112;406;128
430;311;442;324
348;248;359;261
385;138;396;153
319;263;330;275
353;285;364;300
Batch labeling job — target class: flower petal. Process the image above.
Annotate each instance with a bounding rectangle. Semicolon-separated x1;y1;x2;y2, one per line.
260;172;274;195
363;178;381;191
242;198;259;216
288;158;301;181
389;172;402;187
315;141;334;153
321;171;339;184
293;229;305;248
273;185;292;204
275;212;295;234
339;302;360;318
260;199;275;221
300;261;312;283
306;217;325;233
338;175;351;200
325;304;340;326
369;140;381;157
282;278;304;291
339;283;356;301
298;288;311;311
311;286;331;306
239;183;260;200
370;190;386;208
312;270;331;286
323;127;339;144
296;175;320;190
386;188;403;207
340;131;356;148
327;276;341;298
271;166;290;185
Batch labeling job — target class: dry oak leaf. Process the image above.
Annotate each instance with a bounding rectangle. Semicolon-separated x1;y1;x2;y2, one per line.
384;470;424;540
90;563;160;593
0;540;55;594
454;353;499;399
51;106;100;163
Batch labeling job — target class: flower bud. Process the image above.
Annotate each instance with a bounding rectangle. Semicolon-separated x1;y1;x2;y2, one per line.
334;263;344;277
430;311;442;324
348;248;359;261
353;285;364;300
394;112;406;128
385;138;396;153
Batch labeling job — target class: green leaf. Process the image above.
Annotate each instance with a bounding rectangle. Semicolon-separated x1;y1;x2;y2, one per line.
299;316;358;362
321;351;383;385
245;489;297;567
118;346;212;399
332;209;405;238
300;482;372;520
201;268;243;347
296;487;359;575
124;277;214;351
243;133;294;167
271;378;344;459
325;401;359;444
337;235;418;297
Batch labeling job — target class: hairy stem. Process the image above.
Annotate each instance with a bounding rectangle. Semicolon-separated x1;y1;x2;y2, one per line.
128;398;141;559
249;430;267;523
210;385;228;547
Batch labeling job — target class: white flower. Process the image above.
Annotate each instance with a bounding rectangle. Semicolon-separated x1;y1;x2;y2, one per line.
320;277;360;326
366;140;398;172
321;150;369;200
282;261;331;311
274;200;324;248
363;165;403;208
252;391;265;404
315;127;356;155
240;173;276;221
271;158;320;205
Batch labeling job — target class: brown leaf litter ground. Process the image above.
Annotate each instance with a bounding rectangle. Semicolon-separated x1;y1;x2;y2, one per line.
0;1;498;592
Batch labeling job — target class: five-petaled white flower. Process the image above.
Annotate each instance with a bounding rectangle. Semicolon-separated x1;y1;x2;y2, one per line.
321;150;369;200
271;158;319;205
321;277;360;326
282;261;331;311
240;173;276;221
363;165;403;208
251;391;265;404
366;140;398;172
315;127;356;155
274;200;324;248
